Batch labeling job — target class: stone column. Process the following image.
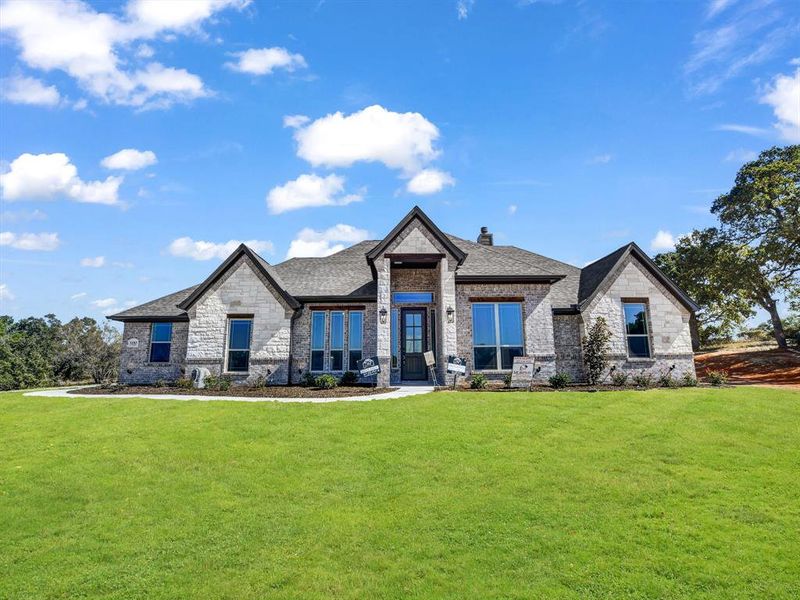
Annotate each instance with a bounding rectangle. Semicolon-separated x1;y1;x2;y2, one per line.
376;256;391;387
438;257;458;385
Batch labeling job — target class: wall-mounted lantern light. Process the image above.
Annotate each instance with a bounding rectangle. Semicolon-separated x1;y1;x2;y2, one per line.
379;307;388;324
446;305;455;323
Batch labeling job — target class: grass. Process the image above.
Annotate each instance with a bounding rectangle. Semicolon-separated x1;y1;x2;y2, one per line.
1;387;799;599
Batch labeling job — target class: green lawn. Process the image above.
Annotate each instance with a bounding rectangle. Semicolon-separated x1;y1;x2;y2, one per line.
2;388;799;599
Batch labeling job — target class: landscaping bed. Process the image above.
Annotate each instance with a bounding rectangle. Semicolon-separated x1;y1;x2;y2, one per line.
68;384;396;398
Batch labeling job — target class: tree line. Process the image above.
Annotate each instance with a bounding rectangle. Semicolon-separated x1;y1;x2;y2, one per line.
655;145;799;349
0;315;121;391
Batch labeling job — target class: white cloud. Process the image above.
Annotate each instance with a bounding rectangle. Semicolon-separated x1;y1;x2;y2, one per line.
266;173;363;214
759;68;800;142
293;105;441;173
167;237;274;261
0;284;14;301
0;231;61;251
0;0;245;110
508;204;518;215
587;153;613;164
101;148;157;170
714;123;769;136
0;75;60;106
226;47;307;75
0;209;47;223
91;297;117;308
706;0;736;19
457;0;475;20
80;256;106;268
286;224;369;259
0;152;122;205
724;148;757;162
71;292;88;300
135;43;154;58
406;169;455;195
650;230;678;252
283;114;310;128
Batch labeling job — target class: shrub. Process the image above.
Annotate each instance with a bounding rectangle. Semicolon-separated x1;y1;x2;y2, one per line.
315;374;338;389
611;371;629;386
681;372;698;387
154;378;167;388
175;377;192;389
706;370;729;386
340;371;359;386
205;375;232;391
503;373;513;388
300;372;316;387
582;317;612;385
470;373;488;389
632;371;653;388
549;372;571;389
250;375;269;389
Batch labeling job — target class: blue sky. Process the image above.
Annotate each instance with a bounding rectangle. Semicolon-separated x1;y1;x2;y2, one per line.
1;0;798;324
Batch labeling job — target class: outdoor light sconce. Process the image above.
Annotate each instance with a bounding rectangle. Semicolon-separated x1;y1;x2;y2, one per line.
446;305;455;323
379;307;388;324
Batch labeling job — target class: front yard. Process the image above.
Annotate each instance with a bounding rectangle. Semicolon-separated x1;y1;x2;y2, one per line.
2;387;798;599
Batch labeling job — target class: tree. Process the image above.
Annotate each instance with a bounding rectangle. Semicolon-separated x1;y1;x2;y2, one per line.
582;316;611;385
711;145;800;349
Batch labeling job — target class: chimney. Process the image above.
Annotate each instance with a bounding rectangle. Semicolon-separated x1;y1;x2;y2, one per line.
477;226;493;246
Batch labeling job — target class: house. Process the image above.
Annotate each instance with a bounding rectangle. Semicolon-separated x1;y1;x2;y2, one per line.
110;206;698;386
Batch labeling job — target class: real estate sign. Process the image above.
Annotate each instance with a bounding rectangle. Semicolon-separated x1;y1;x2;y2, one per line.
446;356;467;374
510;356;534;388
358;356;381;377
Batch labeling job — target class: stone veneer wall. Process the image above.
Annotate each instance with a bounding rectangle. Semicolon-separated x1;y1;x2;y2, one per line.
455;283;556;383
288;303;377;384
185;255;294;384
582;256;696;380
553;314;585;382
119;321;189;384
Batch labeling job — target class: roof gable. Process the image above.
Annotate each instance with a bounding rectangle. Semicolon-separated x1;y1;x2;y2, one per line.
176;244;299;311
578;242;699;313
366;205;466;266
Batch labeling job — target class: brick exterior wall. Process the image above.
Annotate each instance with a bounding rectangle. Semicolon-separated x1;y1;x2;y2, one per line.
184;255;294;384
582;256;695;380
455;282;556;383
288;303;377;384
553;314;585;382
119;321;189;384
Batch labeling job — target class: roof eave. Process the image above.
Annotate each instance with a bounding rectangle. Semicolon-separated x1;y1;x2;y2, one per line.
108;314;190;323
455;274;565;283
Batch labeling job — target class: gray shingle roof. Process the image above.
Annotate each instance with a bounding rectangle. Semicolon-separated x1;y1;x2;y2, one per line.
108;285;198;321
578;244;631;306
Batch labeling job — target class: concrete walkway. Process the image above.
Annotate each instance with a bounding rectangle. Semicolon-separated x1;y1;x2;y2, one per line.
24;385;436;404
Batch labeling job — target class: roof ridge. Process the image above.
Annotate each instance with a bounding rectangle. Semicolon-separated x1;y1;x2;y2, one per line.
447;233;565;276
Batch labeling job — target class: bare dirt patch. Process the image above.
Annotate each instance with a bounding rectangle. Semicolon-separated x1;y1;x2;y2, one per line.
69;385;396;398
695;347;800;387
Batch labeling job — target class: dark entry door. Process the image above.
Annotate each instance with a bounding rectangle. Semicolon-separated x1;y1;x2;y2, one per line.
401;308;427;381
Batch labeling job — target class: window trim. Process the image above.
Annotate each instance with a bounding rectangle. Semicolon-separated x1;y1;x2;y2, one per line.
310;310;327;372
471;302;524;371
225;317;253;373
149;322;173;363
622;300;652;360
347;310;364;371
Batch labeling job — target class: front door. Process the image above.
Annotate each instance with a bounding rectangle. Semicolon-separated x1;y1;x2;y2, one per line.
401;308;427;381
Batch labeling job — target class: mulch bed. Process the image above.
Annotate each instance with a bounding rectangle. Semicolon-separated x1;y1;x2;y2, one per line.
69;385;396;398
695;348;800;386
436;384;705;393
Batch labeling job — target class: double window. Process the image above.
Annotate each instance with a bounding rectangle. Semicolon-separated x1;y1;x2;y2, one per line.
623;302;651;358
310;310;363;372
311;311;326;371
472;303;524;370
149;323;172;363
227;318;253;372
349;311;363;370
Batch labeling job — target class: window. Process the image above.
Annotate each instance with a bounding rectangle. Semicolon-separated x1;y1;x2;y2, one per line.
392;292;434;303
430;311;436;357
311;311;326;371
149;322;172;363
330;311;344;371
227;318;252;372
348;311;363;370
472;303;524;370
391;309;399;368
623;302;651;358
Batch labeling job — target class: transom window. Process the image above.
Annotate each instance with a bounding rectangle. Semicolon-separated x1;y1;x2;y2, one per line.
623;302;651;358
149;322;172;363
311;311;326;371
227;318;252;372
330;311;344;371
348;311;363;370
392;292;434;303
472;303;524;370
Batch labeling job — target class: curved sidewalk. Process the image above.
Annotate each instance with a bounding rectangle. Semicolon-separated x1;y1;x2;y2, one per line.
24;385;436;404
